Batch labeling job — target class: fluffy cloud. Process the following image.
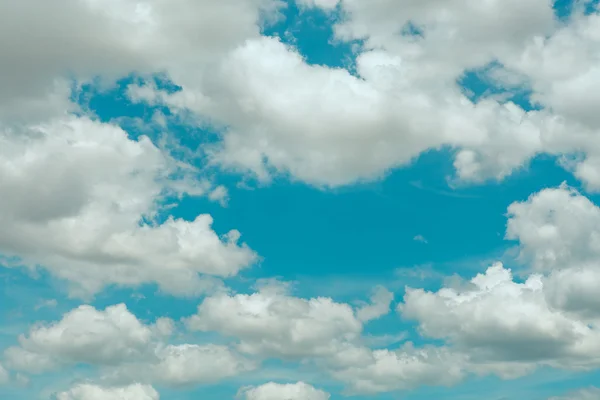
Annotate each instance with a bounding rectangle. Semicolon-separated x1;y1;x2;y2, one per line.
121;1;600;193
507;185;600;319
113;344;255;386
4;304;156;373
0;0;283;124
185;285;466;394
186;287;364;358
356;286;394;323
506;185;600;272
332;0;555;72
400;262;600;373
56;383;159;400
5;304;252;387
139;36;561;187
238;382;330;400
6;0;600;192
328;343;466;394
549;387;600;400
0;117;256;297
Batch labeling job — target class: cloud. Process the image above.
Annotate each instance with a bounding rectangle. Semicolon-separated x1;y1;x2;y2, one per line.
56;383;159;400
506;185;600;319
4;304;157;373
112;344;255;387
400;262;600;375
5;303;253;387
0;363;8;385
413;235;428;243
328;343;466;394
5;0;600;192
185;287;364;359
139;36;561;187
356;286;394;323
34;299;58;310
117;1;600;194
0;117;256;297
238;382;330;400
549;387;600;400
0;0;283;125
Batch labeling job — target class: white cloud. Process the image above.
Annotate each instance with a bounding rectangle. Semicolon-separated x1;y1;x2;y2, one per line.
56;383;159;400
139;36;562;187
328;343;466;394
4;304;154;373
0;363;8;385
400;262;600;373
413;235;427;244
506;185;600;319
117;1;600;193
5;0;600;192
183;284;467;394
333;0;555;70
549;387;600;400
506;185;600;272
5;304;252;387
113;344;255;386
34;299;58;310
0;0;283;124
186;287;363;359
238;382;330;400
356;286;394;323
0;116;256;297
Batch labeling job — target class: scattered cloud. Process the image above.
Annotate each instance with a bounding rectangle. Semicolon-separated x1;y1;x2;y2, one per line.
413;235;428;244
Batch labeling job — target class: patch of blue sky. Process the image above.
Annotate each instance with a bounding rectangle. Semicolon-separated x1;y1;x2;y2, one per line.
263;0;358;70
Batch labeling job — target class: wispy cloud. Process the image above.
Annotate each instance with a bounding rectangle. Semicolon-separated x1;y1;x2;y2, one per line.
413;234;428;244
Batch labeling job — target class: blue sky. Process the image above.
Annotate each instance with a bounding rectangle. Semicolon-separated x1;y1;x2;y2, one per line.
2;1;600;399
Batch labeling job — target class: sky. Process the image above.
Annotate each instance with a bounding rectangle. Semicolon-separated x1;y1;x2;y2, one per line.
3;0;600;399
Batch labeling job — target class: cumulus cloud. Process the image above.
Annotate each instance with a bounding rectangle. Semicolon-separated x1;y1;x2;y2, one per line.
56;383;159;400
4;304;156;373
138;36;563;187
0;0;283;124
118;1;600;193
5;0;600;191
0;117;256;297
400;261;600;377
5;303;253;388
507;185;600;319
238;382;330;400
185;287;364;359
184;285;469;394
328;343;466;394
113;344;255;387
549;387;600;400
